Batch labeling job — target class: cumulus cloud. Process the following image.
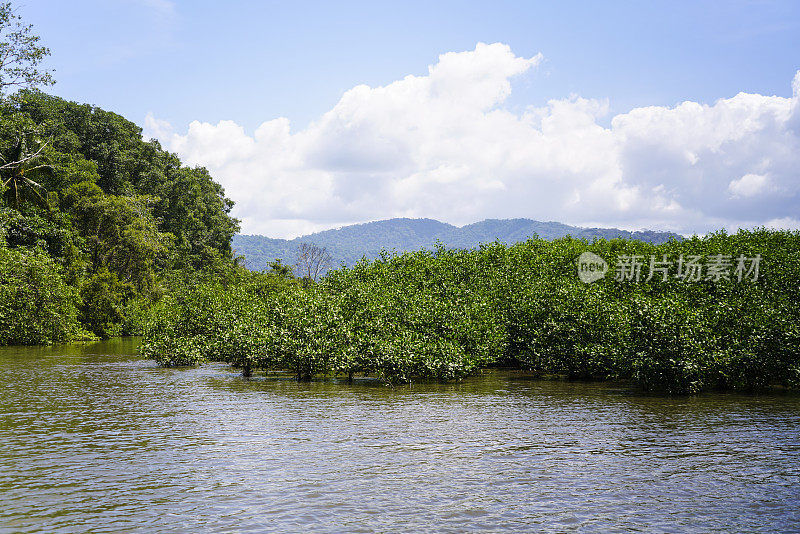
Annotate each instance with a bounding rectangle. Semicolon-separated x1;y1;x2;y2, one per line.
727;173;773;198
144;42;800;238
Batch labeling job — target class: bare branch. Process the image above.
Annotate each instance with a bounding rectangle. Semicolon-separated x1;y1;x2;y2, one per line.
295;242;333;282
0;138;48;169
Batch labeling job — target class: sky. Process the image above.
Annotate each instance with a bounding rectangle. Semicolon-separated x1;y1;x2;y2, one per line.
22;0;800;238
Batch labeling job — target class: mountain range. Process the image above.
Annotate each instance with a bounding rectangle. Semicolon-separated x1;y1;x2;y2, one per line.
232;218;683;272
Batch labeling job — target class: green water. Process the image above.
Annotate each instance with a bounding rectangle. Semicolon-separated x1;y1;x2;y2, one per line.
1;338;798;533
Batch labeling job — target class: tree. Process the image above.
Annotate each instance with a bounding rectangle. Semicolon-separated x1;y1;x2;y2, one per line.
295;242;332;281
0;119;51;208
8;91;241;266
151;166;240;269
0;3;54;94
79;266;134;338
72;193;171;293
267;258;294;278
0;244;84;344
0;87;249;344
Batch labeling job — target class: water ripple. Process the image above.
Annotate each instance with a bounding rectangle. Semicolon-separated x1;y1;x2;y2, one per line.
0;339;798;533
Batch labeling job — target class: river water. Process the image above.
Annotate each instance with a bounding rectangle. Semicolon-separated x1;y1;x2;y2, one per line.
1;338;798;533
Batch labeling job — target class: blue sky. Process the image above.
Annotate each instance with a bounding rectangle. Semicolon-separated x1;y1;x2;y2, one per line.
21;1;800;237
26;1;800;131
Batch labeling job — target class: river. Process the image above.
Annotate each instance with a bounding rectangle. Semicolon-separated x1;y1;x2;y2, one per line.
1;338;798;532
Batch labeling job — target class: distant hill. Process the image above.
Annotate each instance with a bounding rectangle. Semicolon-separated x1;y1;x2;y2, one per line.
233;218;683;272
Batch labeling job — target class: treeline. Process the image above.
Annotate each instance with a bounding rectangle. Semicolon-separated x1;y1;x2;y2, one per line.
141;229;800;393
0;90;240;344
233;217;682;273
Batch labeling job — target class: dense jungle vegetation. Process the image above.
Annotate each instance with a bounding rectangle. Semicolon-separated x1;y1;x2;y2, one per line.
0;1;241;343
2;3;797;393
141;230;800;393
0;89;241;343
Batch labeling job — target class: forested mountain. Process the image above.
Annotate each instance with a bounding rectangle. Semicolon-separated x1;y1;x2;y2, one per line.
0;90;240;342
233;218;683;272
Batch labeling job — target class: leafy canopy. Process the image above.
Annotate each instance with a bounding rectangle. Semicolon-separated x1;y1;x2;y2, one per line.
0;2;54;93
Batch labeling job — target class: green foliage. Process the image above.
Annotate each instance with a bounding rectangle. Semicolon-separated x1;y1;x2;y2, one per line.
268;258;294;278
72;193;171;293
143;229;800;392
151;166;239;270
121;294;157;336
0;2;54;93
141;270;297;367
0;243;89;344
0;90;241;343
0;8;240;345
0;205;83;278
0;109;52;209
9;90;240;270
78;266;134;338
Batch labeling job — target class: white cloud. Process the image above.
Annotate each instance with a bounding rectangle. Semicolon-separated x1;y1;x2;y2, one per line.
727;173;772;198
144;112;172;140
144;42;800;238
765;217;800;231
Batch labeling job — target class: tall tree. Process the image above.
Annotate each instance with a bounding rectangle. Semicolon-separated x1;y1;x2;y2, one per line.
295;242;332;281
0;2;54;94
0;116;51;208
8;91;241;267
72;193;171;293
